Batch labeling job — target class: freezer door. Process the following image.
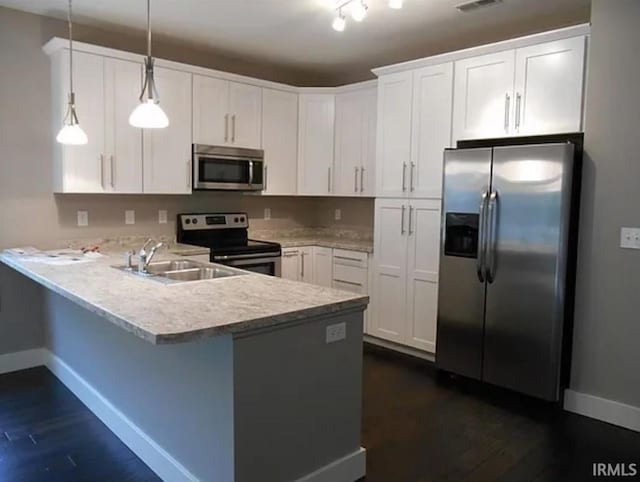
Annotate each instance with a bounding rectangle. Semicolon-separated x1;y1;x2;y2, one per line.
436;148;492;379
483;143;574;400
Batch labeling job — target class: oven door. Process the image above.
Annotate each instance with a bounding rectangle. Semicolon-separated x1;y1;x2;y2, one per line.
194;152;264;191
214;255;281;277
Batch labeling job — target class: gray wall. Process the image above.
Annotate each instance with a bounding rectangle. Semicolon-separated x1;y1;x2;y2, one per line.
570;0;640;408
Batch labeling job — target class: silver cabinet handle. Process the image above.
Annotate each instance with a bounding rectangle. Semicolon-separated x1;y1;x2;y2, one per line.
410;162;415;192
408;205;414;235
224;114;229;142
515;93;522;131
354;167;359;192
360;166;364;193
231;114;236;143
187;160;191;189
264;165;268;192
401;205;406;235
333;279;363;288
100;154;105;189
328;167;332;193
110;155;115;189
402;162;407;192
300;252;305;278
504;93;511;132
477;190;489;283
486;190;499;283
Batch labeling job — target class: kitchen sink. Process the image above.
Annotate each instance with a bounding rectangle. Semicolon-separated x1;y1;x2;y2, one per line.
113;259;245;283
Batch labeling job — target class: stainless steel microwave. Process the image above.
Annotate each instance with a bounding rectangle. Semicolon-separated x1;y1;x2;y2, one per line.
192;144;264;191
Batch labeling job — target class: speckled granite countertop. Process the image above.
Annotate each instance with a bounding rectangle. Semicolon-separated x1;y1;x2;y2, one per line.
0;251;368;345
250;229;374;253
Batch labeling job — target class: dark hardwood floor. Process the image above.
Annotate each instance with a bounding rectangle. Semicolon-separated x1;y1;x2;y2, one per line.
1;349;639;481
361;344;640;482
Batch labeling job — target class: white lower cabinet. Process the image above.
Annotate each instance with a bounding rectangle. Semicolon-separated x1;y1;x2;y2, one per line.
370;198;441;353
299;247;314;284
332;248;370;332
281;248;301;281
313;247;333;287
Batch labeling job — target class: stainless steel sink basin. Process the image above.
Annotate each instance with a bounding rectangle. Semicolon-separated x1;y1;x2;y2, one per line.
162;267;238;281
113;259;245;283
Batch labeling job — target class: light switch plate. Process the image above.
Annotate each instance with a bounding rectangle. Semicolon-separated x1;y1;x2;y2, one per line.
125;210;135;225
334;208;342;221
264;208;271;220
326;322;346;344
158;210;168;224
77;211;88;227
620;227;640;249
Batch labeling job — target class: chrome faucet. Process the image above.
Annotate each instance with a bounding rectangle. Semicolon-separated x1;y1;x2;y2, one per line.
138;239;164;274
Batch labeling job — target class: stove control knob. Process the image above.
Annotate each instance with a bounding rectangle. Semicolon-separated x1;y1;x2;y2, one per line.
192;218;198;224
185;219;191;224
240;217;245;222
234;217;239;223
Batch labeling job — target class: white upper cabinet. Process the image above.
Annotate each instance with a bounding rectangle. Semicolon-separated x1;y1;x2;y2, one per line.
334;86;377;197
453;36;586;141
52;50;106;193
453;50;516;142
143;67;192;194
297;94;335;195
193;74;262;149
228;82;262;148
410;63;453;199
261;88;298;195
376;72;413;198
513;36;586;136
104;58;143;193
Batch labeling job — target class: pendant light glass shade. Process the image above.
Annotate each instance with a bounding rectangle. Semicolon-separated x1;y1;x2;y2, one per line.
130;0;169;129
57;0;88;146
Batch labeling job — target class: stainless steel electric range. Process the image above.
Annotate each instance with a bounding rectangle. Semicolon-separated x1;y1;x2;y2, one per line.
177;213;281;277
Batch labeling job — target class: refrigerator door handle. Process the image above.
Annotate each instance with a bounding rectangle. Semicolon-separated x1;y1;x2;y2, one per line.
486;190;499;283
477;190;489;283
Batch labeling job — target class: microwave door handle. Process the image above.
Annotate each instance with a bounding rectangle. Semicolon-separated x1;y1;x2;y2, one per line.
248;160;254;188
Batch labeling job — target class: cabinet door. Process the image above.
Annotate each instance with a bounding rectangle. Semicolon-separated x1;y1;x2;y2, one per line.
313;247;333;287
281;249;300;281
514;36;586;136
104;58;143;193
193;75;229;145
370;199;408;343
405;199;441;353
361;87;377;196
452;50;516;142
376;72;413;198
299;246;315;284
58;51;106;193
228;82;262;148
261;89;298;195
411;63;453;199
143;67;192;194
297;94;335;195
334;90;365;196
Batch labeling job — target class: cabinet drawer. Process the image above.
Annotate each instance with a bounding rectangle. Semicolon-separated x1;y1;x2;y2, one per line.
332;264;368;288
332;279;366;294
332;249;368;269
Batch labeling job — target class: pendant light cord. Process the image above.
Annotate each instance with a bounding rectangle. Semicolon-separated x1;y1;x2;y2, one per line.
147;0;151;59
68;0;73;95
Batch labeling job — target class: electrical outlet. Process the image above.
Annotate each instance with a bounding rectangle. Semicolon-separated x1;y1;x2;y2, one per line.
621;227;640;249
326;322;346;344
334;208;342;221
77;211;88;227
264;208;271;220
158;210;168;224
125;210;135;225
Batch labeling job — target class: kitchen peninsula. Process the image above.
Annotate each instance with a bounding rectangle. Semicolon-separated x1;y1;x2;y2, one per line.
0;250;368;482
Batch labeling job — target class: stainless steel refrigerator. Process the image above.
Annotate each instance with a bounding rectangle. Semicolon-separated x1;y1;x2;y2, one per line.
436;137;581;402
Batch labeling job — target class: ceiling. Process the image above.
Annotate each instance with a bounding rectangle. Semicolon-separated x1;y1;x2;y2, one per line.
0;0;591;84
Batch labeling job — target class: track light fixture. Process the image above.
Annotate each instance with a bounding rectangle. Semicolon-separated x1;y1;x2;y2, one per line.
331;0;403;32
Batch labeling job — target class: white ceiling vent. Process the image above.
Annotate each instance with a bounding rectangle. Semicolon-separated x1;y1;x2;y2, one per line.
456;0;503;13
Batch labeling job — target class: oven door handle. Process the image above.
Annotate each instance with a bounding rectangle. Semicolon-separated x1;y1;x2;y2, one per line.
213;252;281;261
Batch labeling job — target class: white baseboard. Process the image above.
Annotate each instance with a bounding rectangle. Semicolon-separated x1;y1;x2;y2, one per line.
364;335;435;362
296;448;366;482
0;348;45;375
564;389;640;433
43;350;198;482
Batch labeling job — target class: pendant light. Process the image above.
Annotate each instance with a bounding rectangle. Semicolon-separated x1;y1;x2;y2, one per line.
129;0;169;128
56;0;88;145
